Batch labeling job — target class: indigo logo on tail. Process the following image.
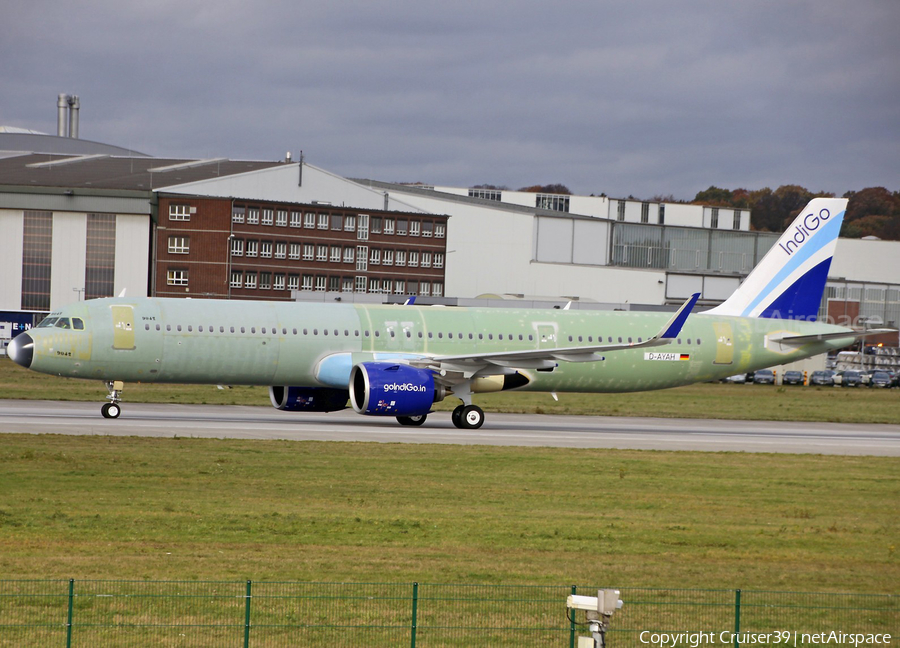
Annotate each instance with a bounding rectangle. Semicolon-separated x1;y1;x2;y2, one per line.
778;208;832;257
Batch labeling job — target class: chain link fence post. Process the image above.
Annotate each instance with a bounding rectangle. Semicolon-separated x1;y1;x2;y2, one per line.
733;589;741;648
243;580;252;648
65;579;74;648
410;582;419;648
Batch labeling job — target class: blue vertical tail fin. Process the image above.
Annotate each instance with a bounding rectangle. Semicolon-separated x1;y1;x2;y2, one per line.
706;198;847;321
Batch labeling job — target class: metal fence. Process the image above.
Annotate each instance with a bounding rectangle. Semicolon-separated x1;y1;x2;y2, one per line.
0;580;895;647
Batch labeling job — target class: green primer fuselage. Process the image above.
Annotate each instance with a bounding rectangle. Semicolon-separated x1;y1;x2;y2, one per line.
29;297;852;394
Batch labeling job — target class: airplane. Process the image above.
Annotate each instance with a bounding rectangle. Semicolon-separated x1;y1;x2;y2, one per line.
7;197;892;429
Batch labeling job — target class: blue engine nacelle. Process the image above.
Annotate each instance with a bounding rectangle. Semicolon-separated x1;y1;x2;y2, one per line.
349;362;443;416
269;386;349;412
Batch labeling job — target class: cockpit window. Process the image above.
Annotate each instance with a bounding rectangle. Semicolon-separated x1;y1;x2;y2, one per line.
72;318;84;330
54;318;72;329
38;317;59;328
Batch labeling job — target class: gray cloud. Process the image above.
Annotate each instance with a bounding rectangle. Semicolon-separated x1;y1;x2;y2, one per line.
2;0;897;199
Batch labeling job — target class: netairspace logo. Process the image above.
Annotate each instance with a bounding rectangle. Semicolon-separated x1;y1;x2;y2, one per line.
383;383;426;393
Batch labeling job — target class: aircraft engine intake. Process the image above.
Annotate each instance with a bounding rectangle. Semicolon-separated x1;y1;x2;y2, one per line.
349;362;443;416
269;386;349;412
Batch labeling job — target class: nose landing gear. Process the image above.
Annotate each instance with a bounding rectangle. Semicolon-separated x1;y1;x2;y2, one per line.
102;381;124;419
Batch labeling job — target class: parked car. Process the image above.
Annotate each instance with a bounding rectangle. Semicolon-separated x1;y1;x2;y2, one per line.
782;370;804;385
723;373;748;384
833;370;863;387
753;369;775;385
809;370;835;386
868;371;892;388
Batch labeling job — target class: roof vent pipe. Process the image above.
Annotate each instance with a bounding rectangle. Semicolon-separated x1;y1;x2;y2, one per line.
68;95;80;139
57;94;68;137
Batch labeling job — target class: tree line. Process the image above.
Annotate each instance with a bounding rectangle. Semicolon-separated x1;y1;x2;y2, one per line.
693;185;900;240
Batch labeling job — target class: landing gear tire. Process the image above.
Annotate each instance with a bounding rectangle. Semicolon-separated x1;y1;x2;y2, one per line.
101;402;121;419
397;414;427;426
458;404;484;430
451;405;465;428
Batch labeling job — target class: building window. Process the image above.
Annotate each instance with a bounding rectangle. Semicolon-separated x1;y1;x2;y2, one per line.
329;275;340;292
395;250;406;266
304;212;315;229
357;214;369;240
273;274;285;290
381;279;393;294
536;194;569;212
167;269;188;286
246;240;258;257
421;252;431;268
420;281;430;297
315;275;326;292
434;223;445;238
410;220;420;236
711;208;719;229
276;210;288;227
230;271;243;288
330;246;341;263
368;278;381;293
287;275;300;291
371;217;382;234
433;253;444;269
247;208;260;225
641;202;650;224
169;204;191;221
733;210;741;230
274;242;286;259
382;250;394;266
394;280;405;294
369;248;380;265
408;251;419;267
289;243;301;260
355;276;367;292
384;218;395;235
342;277;354;292
244;272;257;289
397;219;408;236
344;215;356;232
231;238;244;256
421;221;433;237
232;206;245;223
316;245;327;262
303;244;314;261
433;282;443;297
356;246;368;271
168;236;190;254
468;188;501;201
262;209;274;226
290;211;302;228
617;201;625;221
331;214;343;231
344;247;355;264
259;272;272;289
84;213;116;301
301;275;313;291
317;214;328;230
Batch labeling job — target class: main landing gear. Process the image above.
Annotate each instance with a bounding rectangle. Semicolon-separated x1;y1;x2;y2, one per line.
101;380;124;419
451;404;484;430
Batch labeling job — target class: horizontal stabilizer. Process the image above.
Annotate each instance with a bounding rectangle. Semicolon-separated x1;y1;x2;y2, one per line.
770;328;897;346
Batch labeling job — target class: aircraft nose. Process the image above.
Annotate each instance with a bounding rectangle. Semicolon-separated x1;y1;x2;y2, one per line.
8;333;34;369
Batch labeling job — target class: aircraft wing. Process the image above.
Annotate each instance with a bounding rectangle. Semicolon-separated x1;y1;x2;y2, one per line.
410;293;699;374
770;328;897;346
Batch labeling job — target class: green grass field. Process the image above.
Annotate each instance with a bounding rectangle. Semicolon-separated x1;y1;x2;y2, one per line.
0;358;897;594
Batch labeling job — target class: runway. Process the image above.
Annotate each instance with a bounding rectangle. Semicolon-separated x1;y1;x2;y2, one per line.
1;400;898;456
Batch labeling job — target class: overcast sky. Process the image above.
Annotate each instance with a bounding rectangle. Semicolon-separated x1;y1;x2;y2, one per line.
2;0;897;200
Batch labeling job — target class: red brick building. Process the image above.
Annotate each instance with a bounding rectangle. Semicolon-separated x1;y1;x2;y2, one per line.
155;195;448;300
